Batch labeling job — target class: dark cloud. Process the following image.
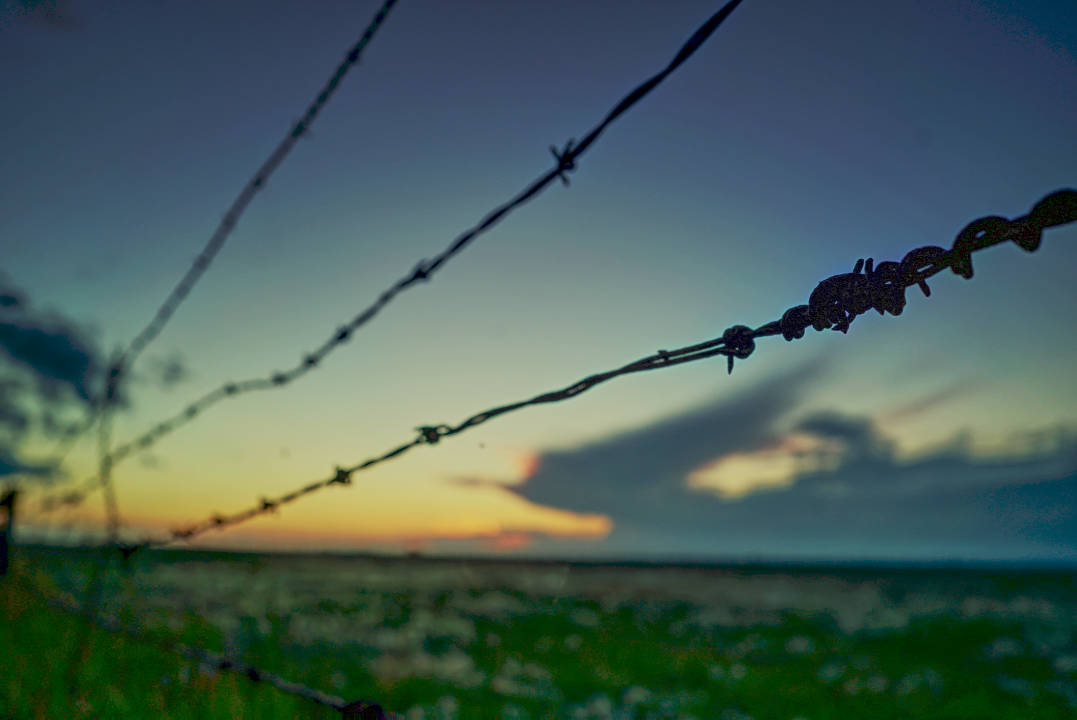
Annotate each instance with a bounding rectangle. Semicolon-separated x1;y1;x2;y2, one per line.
509;358;825;522
0;377;30;437
794;411;893;460
8;0;80;28
0;276;109;483
0;277;104;404
0;447;51;478
496;362;1077;562
0;322;99;402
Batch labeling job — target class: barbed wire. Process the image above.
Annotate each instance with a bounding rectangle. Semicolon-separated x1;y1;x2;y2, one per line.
51;2;399;701
34;0;400;498
32;0;749;513
14;572;400;719
56;187;1061;554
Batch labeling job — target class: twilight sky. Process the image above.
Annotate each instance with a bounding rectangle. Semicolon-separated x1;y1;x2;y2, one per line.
1;0;1075;561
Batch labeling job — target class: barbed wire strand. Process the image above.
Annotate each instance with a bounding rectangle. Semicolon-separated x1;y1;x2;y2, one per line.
34;0;400;495
56;187;1063;554
14;573;401;719
57;0;399;697
32;0;749;512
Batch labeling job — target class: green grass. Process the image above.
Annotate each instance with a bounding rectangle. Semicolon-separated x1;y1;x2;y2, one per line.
3;551;1076;719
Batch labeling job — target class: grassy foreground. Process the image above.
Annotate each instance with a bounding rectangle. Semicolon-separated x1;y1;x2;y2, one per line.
3;550;1077;719
1;565;339;719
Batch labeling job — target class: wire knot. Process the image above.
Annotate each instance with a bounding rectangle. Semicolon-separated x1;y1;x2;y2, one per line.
867;260;906;316
899;246;948;297
720;325;755;374
950;216;1009;278
550;139;578;186
809;259;870;333
342;700;387;720
411;260;431;282
261;498;277;512
417;425;450;444
330;467;352;485
779;305;812;341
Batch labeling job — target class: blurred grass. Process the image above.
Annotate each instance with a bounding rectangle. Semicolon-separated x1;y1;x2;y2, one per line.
0;562;343;720
3;551;1077;719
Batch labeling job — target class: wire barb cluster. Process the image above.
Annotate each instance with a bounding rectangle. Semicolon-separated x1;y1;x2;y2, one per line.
74;188;1067;554
33;0;750;514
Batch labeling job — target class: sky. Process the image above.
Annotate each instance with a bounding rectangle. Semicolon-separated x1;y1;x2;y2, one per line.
1;0;1075;562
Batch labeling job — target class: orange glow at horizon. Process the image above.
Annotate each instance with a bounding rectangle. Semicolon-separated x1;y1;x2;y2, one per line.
515;450;542;480
48;468;613;553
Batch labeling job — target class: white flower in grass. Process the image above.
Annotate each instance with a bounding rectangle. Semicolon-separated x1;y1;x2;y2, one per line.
586;693;613;719
435;695;459;720
623;685;652;706
785;635;814;655
1055;655;1077;673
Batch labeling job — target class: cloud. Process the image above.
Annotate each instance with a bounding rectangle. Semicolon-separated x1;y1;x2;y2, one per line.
498;361;1077;562
0;277;104;404
0;377;30;437
8;0;80;28
879;380;980;423
0;322;100;402
0;276;111;483
507;359;825;522
0;447;51;478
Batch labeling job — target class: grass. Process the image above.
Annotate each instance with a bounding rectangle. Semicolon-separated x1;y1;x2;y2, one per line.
3;549;1076;719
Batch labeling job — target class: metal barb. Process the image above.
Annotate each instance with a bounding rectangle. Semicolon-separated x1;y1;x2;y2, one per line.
550;139;578;186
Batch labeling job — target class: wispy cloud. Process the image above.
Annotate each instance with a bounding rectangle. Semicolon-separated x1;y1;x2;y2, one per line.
879;380;981;423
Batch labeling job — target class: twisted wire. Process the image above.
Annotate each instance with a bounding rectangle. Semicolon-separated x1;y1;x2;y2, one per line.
33;0;749;513
74;188;1070;553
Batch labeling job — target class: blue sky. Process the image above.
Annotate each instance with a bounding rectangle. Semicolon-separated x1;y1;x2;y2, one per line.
1;0;1075;560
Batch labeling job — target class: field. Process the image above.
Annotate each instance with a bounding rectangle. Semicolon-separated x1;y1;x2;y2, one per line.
3;547;1077;719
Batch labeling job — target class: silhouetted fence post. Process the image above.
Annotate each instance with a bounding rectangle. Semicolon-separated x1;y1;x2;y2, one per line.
342;700;386;719
1;489;16;577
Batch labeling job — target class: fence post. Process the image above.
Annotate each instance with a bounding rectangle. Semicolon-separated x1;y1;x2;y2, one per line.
1;489;16;577
341;700;385;719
